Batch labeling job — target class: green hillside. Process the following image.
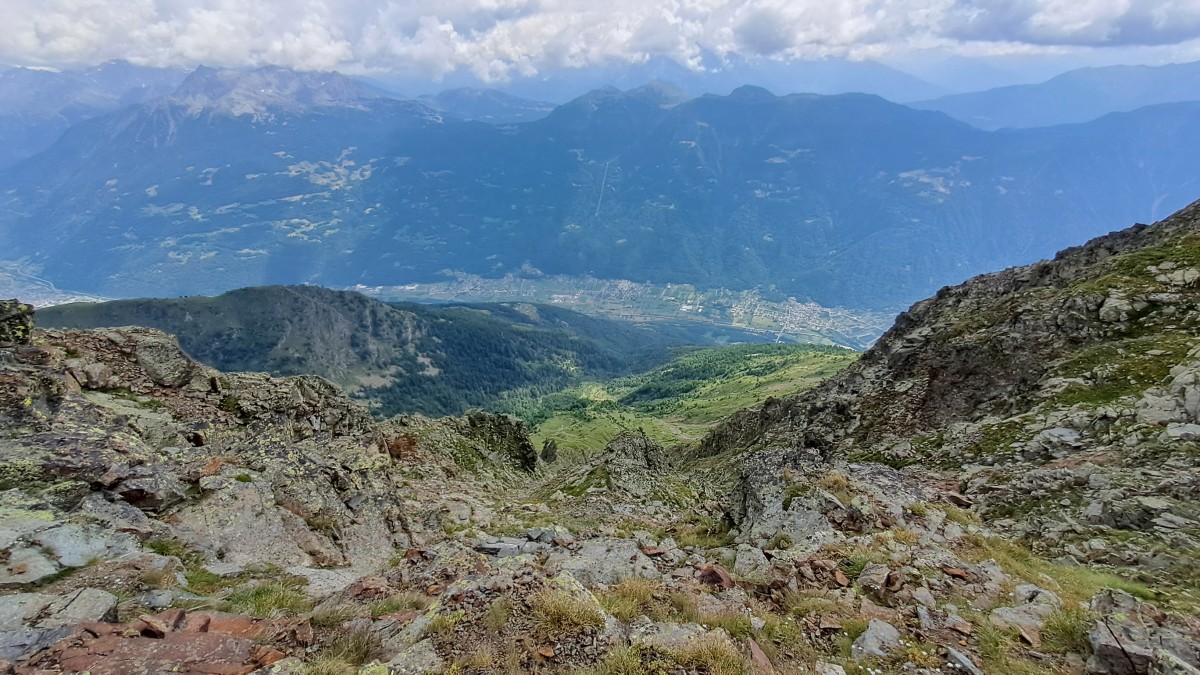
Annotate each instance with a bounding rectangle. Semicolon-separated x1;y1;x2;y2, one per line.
503;343;858;456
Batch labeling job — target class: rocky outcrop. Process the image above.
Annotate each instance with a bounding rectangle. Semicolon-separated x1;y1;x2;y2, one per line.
598;430;671;496
707;200;1200;584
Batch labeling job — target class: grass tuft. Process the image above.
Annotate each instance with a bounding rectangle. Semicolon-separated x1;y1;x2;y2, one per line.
529;590;605;636
222;581;312;617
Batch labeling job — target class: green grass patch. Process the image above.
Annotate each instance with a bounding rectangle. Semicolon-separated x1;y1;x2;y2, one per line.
222;581;312;616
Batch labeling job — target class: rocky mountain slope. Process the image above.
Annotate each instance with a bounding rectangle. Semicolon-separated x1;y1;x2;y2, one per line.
0;61;187;169
1;202;1199;674
4;67;1200;310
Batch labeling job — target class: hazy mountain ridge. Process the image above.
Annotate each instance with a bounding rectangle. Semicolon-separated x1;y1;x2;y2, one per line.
0;60;188;168
418;88;556;124
915;59;1200;129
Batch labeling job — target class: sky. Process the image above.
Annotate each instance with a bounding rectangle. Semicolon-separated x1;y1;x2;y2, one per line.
3;0;1200;89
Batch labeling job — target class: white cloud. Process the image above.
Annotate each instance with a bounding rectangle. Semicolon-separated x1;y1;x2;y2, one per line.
2;0;1200;80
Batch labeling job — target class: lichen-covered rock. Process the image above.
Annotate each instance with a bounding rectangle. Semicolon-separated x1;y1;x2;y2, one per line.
0;300;34;347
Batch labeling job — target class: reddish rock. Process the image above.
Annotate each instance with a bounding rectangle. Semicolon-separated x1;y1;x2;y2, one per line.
134;614;169;639
47;632;260;675
377;609;423;624
943;492;975;508
747;637;774;672
179;612;265;639
860;597;901;623
834;570;851;587
343;576;393;600
697;564;734;589
251;645;287;666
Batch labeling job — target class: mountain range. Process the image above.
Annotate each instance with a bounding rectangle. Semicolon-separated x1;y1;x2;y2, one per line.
4;64;1200;312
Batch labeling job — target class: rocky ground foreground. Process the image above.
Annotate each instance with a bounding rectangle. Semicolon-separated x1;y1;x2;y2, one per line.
3;204;1200;674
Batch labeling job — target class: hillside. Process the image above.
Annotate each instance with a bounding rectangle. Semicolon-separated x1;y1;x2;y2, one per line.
38;285;774;416
1;203;1199;674
4;67;1200;310
514;343;857;455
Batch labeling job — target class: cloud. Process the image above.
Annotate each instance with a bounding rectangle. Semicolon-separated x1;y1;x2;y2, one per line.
2;0;1200;80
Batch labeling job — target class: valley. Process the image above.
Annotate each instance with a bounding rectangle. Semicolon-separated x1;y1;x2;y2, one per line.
2;203;1199;674
361;274;891;350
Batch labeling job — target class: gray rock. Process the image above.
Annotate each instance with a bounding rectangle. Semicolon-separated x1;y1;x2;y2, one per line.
732;546;769;582
115;472;190;512
0;593;53;631
116;329;196;388
0;300;34;347
474;541;522;557
38;588;118;628
546;538;661;586
1086;590;1200;675
856;563;891;596
0;547;60;587
388;638;445;673
1165;423;1200;441
629;620;710;651
0;626;72;662
947;647;986;675
599;430;672;496
140;590;176;609
851;619;901;658
32;523;138;568
991;602;1055;636
912;586;937;608
815;663;847;675
173;477;312;568
1099;296;1133;323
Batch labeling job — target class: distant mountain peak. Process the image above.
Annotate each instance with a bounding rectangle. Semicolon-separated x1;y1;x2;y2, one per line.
625;80;692;107
728;84;776;100
169;65;384;117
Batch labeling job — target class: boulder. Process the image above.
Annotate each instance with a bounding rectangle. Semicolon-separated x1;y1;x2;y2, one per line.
1085;590;1200;675
546;538;661;586
851;619;901;658
732;546;770;582
38;588;119;628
